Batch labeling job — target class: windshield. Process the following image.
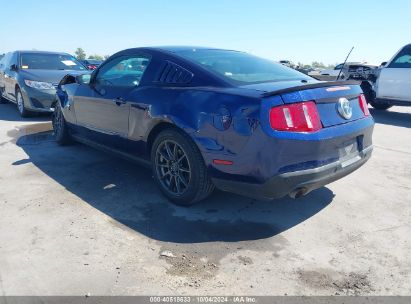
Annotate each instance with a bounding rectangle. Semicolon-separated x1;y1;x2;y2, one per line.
176;49;310;84
20;53;86;71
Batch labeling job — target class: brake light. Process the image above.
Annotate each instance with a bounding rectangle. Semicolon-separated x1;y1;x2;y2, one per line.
359;94;370;116
269;101;322;132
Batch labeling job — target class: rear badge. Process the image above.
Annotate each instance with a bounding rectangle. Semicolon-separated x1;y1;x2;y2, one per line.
326;86;350;92
337;98;353;120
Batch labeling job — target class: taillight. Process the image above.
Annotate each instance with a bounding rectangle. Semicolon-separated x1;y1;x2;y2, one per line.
269;101;322;132
359;94;370;116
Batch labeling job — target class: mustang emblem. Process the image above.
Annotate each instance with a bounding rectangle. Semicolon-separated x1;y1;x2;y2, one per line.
337;97;353;120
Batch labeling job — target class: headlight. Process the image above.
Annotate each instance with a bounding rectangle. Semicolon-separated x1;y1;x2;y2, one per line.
24;80;55;90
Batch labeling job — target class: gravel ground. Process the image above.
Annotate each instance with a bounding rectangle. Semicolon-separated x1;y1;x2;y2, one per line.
0;102;410;296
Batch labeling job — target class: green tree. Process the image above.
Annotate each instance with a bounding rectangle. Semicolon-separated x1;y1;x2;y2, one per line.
311;61;326;69
88;54;104;61
75;48;86;60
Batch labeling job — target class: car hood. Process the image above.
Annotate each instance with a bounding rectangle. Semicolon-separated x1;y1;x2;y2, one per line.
19;69;90;84
239;79;320;93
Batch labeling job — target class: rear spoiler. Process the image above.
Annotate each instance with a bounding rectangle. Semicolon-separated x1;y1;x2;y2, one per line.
262;80;360;98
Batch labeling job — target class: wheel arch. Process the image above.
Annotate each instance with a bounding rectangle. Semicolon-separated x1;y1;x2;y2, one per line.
360;81;375;102
15;84;21;98
146;121;195;158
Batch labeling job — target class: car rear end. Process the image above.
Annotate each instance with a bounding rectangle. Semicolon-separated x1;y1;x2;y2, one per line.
213;81;374;200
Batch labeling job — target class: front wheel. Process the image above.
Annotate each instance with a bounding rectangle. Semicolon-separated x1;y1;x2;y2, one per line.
16;88;32;117
360;82;392;111
151;129;214;206
0;90;7;104
369;100;392;110
52;102;71;145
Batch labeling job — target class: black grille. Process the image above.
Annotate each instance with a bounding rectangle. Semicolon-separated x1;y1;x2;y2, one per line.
157;61;193;84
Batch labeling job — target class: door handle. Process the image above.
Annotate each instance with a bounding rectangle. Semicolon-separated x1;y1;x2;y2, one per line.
113;97;126;106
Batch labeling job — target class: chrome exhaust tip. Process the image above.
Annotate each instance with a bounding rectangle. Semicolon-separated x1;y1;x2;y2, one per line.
289;187;308;199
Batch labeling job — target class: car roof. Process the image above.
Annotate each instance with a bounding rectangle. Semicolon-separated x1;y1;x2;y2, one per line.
147;46;236;52
121;46;241;55
15;50;71;55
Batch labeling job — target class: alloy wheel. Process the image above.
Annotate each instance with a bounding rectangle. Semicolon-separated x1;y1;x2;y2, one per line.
17;92;24;114
155;139;191;195
52;105;63;137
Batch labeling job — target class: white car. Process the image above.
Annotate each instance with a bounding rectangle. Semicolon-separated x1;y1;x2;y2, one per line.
316;63;348;79
315;62;377;81
371;44;411;109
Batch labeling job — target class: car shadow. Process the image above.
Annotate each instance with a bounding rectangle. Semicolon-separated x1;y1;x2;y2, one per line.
15;131;335;244
0;101;51;122
370;108;411;129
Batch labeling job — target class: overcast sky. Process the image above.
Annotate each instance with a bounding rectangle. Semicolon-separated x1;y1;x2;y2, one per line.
1;0;409;65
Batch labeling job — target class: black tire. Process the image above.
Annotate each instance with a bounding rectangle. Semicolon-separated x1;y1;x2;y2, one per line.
369;100;392;110
360;82;392;110
16;88;32;117
360;82;374;104
52;102;72;145
151;128;214;206
0;90;7;104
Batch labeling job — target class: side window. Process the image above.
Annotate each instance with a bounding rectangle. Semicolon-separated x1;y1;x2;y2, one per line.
388;47;411;68
95;55;150;87
334;64;343;70
10;52;18;67
2;53;11;69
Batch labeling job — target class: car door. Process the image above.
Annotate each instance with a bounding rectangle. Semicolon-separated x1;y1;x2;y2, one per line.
3;52;19;101
0;55;6;96
74;54;151;149
376;45;411;101
0;53;12;99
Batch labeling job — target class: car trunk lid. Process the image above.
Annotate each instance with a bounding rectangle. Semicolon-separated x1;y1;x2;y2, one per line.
251;80;366;128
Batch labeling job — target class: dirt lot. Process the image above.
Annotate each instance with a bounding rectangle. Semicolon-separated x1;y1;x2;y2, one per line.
0;102;410;296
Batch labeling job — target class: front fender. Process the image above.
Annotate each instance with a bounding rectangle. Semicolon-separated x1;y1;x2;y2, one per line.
56;81;80;124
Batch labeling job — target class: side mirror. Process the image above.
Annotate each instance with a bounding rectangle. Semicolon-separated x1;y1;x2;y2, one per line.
75;74;91;85
10;64;18;71
380;62;387;67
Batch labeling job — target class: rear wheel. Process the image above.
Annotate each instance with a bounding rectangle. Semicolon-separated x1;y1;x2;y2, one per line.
52;102;71;145
16;88;32;117
151;129;214;206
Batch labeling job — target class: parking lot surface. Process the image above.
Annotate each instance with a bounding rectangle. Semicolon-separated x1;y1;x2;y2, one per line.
0;102;410;295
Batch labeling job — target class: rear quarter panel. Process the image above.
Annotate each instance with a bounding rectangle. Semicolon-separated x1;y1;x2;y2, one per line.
127;86;263;161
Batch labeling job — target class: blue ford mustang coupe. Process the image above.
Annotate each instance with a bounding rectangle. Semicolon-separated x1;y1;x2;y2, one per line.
53;46;374;205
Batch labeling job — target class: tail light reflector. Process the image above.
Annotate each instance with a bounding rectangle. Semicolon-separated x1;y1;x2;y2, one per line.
213;159;233;165
359;94;370;116
269;101;322;132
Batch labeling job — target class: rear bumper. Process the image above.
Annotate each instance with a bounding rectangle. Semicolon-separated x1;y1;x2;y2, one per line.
212;145;373;201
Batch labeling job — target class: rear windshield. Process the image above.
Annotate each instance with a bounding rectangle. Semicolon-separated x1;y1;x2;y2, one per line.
176;49;310;84
20;53;86;71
